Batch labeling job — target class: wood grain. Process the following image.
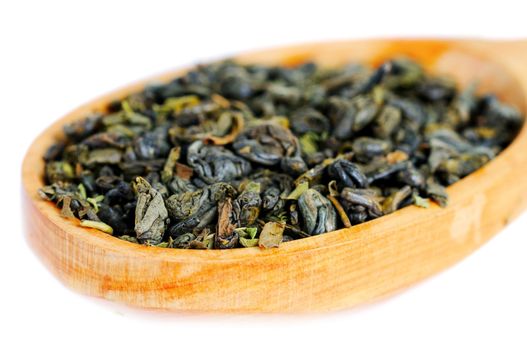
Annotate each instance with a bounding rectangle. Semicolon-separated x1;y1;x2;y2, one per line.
22;39;527;312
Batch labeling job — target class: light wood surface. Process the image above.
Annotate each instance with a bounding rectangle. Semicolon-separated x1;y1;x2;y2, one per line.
22;39;527;312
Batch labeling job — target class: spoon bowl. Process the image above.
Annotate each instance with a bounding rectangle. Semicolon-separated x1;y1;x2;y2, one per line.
22;39;527;312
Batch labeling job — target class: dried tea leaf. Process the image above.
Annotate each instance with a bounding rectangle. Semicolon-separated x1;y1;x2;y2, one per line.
386;150;409;164
382;186;412;214
234;182;261;226
299;132;319;155
134;177;168;245
46;161;74;183
202;112;244;145
60;196;75;218
327;195;352;228
284;181;309;200
341;187;383;218
413;193;430;208
175;162;193;180
187;141;251;183
426;178;449;207
328;159;368;189
77;183;87;199
119;235;138;243
233;123;307;175
239;237;259;247
298;189;337;235
161;147;181;183
159;95;200;114
215;198;238;249
80;220;113;234
85;148;122;165
258;221;285;248
235;226;258;239
86;195;104;212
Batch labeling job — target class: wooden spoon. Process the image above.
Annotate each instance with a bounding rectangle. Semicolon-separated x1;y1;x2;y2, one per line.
22;39;527;312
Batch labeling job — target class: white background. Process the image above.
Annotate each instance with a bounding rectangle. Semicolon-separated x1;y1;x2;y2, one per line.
1;1;527;349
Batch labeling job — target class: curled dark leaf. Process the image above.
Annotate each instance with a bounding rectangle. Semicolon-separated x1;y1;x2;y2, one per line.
327;159;368;189
187;140;252;183
233;123;307;174
63;114;101;141
165;182;236;222
425;178;448;207
290;108;330;135
134;127;171;160
234;182;261;226
298;189;337;235
352;137;392;160
382;186;413;214
340;187;383;218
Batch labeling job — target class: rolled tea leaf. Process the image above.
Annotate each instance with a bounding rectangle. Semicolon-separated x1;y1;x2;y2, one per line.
298;189;337;235
134;177;168;245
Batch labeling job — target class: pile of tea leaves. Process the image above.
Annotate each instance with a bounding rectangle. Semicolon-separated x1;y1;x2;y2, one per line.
40;59;523;249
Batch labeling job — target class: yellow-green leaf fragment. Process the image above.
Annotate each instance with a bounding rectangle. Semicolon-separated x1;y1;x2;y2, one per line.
299;131;328;156
61;162;74;178
413;194;430;208
246;227;258;239
121;100;134;115
159;95;200;114
121;101;152;127
284;181;309;200
80;220;113;234
235;226;258;239
328;180;339;197
299;132;319;155
161;147;181;183
77;183;87;199
240;237;259;247
202;234;215;249
248;115;290;129
372;86;385;105
258;221;285;249
86;195;105;212
106;124;136;137
119;235;138;243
